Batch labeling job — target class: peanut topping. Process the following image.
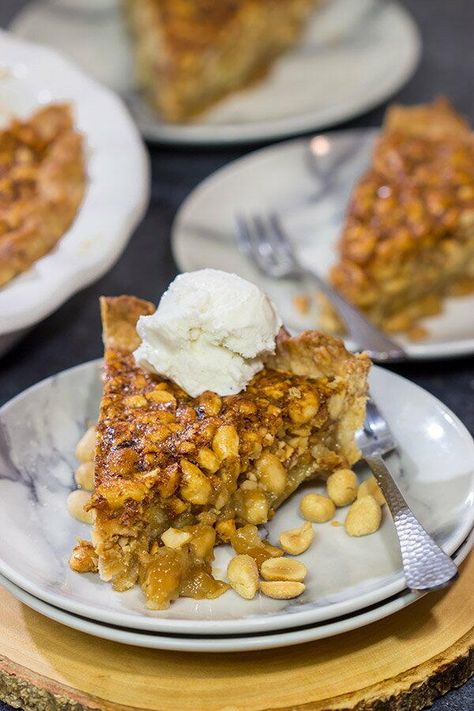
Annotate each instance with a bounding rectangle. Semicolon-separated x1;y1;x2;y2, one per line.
279;521;314;555
357;476;386;506
241;490;269;525
288;390;319;425
260;558;307;582
74;461;94;491
345;495;382;537
212;424;239;460
147;389;176;405
67;490;94;524
180;460;212;505
75;425;96;463
69;540;98;573
327;468;358;507
161;527;192;549
260;581;305;600
300;493;335;523
256;451;287;495
227;554;259;599
196;447;220;473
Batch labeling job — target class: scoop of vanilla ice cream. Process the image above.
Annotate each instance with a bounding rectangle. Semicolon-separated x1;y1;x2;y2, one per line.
133;269;282;397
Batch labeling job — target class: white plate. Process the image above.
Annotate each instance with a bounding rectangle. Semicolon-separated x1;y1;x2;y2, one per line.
0;360;473;636
1;531;472;652
11;0;421;145
173;130;474;359
0;30;149;344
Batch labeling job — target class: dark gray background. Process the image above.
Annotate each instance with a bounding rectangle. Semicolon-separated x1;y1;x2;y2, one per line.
0;1;473;709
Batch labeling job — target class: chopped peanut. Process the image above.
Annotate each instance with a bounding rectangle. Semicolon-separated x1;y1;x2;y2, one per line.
216;519;237;542
189;525;216;560
345;495;382;537
260;581;305;599
197;447;220;473
198;392;222;416
69;540;98;573
213;424;239;460
241;489;269;524
67;490;94;524
161;527;192;549
279;521;314;555
227;554;259;599
74;461;94;491
231;524;283;566
288;390;319;425
260;558;307;582
75;425;96;463
256;451;287;495
180;459;212;505
300;493;335;523
327;468;358;507
357;476;385;506
147;389;176;405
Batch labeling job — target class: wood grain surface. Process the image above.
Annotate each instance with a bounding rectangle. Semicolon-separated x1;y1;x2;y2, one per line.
0;553;472;711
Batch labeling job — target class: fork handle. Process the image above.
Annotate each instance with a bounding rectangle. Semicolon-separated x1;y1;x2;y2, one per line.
302;268;407;362
364;454;459;592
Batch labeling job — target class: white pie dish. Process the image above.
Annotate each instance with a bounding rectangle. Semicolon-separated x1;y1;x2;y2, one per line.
0;30;149;353
173;129;474;359
0;359;472;636
0;529;472;652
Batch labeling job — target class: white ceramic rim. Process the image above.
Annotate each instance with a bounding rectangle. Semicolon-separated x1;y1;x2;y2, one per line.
1;529;472;652
0;30;150;335
0;360;473;635
172;130;474;360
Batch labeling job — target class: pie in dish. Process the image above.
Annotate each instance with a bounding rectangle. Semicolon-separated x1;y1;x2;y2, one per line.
70;294;369;609
321;99;474;341
124;0;320;122
0;104;86;288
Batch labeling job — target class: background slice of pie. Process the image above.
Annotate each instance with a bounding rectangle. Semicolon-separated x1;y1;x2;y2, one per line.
0;104;86;287
124;0;320;122
322;99;474;341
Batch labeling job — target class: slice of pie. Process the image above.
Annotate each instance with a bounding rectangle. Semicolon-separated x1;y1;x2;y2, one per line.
321;99;474;341
70;295;369;609
0;104;86;288
124;0;320;122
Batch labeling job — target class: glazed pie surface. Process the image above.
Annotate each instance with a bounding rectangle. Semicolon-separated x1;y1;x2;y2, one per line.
322;99;474;341
124;0;319;122
0;103;86;287
71;295;369;609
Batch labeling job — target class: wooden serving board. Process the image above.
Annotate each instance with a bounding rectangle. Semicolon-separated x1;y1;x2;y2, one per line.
0;554;473;711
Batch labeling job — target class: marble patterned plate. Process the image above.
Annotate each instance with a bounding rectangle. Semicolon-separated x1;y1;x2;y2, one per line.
11;0;421;145
0;529;472;652
0;30;149;352
172;130;474;359
0;360;473;635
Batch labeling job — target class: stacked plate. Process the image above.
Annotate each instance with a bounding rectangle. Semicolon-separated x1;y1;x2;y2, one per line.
0;360;473;652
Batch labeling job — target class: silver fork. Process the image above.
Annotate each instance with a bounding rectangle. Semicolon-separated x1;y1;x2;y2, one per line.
356;399;458;591
235;213;407;363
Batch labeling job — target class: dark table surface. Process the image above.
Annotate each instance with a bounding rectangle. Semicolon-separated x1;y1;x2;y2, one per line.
0;1;473;710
